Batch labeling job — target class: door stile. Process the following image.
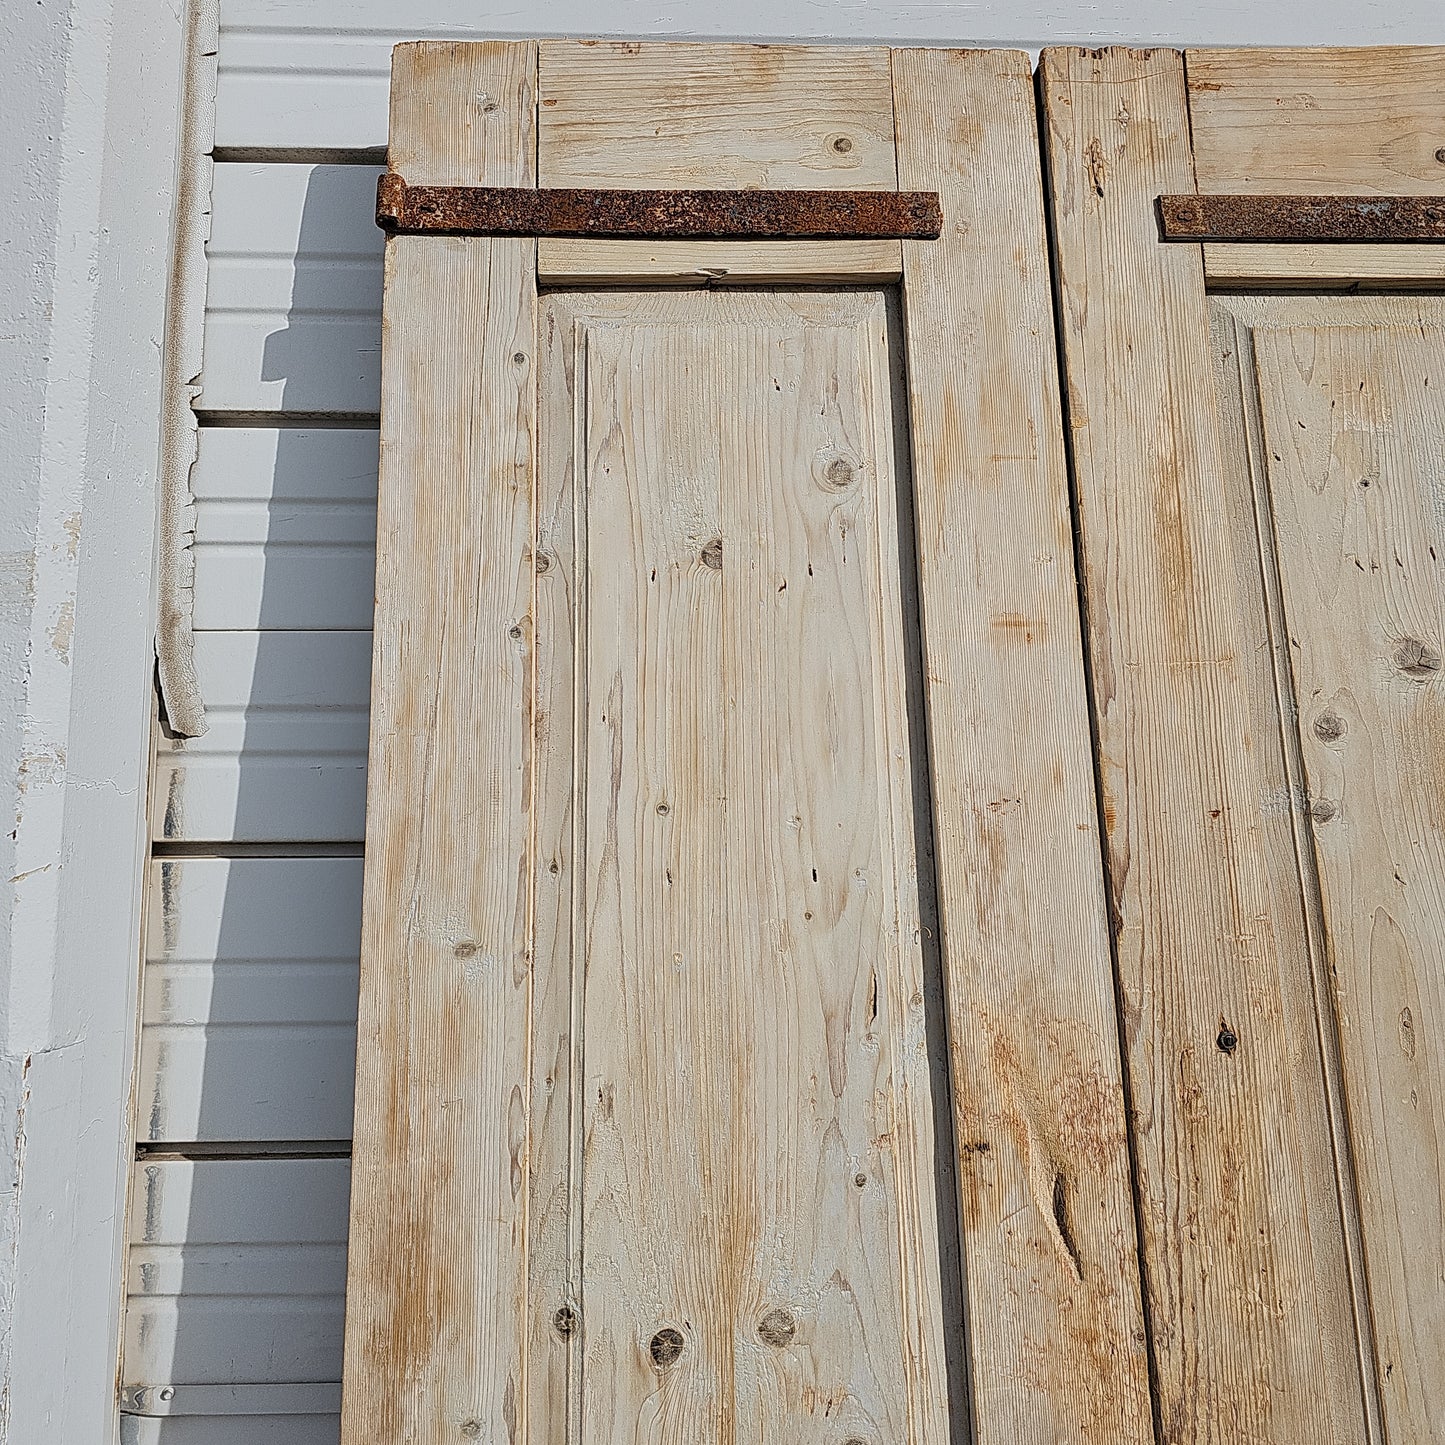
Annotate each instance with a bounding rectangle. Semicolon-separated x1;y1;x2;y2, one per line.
891;48;1155;1445
1040;46;1370;1445
342;40;542;1445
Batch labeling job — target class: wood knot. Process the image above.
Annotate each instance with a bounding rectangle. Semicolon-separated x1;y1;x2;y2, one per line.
453;941;478;959
700;537;723;570
460;1422;482;1440
824;457;856;489
1311;798;1338;823
757;1308;797;1348
830;135;854;154
1313;711;1345;742
649;1327;684;1368
1394;637;1441;676
534;552;551;574
553;1305;578;1337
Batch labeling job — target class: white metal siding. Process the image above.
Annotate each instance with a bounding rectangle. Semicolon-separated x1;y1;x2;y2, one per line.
125;3;1445;1440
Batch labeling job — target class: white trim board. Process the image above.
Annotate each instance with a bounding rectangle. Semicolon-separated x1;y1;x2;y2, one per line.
0;0;194;1439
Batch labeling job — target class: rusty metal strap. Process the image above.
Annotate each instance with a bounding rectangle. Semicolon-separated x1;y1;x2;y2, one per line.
376;173;942;240
1159;194;1445;243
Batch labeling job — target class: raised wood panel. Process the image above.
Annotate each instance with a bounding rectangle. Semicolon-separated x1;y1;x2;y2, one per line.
1188;47;1445;195
191;427;378;632
528;288;954;1442
537;40;897;190
124;1158;349;1387
152;631;371;843
892;47;1151;1444
140;858;362;1143
1041;47;1365;1444
202;164;383;417
1228;298;1445;1441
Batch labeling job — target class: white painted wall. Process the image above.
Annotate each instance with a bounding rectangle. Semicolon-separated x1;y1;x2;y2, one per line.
5;2;1441;1442
0;0;188;1440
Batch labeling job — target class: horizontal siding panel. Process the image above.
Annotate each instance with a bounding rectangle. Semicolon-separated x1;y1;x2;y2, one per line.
124;1158;349;1387
215;5;1445;151
123;1416;339;1445
202;165;382;416
140;858;361;1143
192;427;378;632
154;631;370;843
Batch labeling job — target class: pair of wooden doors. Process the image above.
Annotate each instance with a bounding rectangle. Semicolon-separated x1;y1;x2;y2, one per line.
342;41;1445;1445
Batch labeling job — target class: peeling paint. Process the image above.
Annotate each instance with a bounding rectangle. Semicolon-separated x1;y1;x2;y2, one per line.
47;599;74;663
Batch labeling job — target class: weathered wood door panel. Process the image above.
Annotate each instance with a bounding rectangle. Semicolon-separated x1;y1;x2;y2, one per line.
1045;44;1445;1445
527;286;951;1444
1215;293;1445;1443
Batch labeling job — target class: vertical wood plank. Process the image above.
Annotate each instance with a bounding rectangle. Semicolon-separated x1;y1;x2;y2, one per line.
891;48;1154;1444
1040;46;1366;1445
341;40;538;1445
1253;318;1445;1440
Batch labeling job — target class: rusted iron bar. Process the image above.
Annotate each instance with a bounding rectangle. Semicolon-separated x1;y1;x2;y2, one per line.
376;173;943;240
1158;193;1445;242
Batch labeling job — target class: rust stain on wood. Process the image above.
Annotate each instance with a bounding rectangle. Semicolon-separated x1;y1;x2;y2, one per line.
377;172;942;239
1159;193;1445;242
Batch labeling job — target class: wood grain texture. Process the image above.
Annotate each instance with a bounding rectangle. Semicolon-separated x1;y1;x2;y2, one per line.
1041;47;1366;1445
341;40;539;1445
1250;307;1445;1442
537;41;897;191
531;288;954;1445
537;238;902;284
892;47;1152;1445
1203;243;1445;289
1187;47;1445;196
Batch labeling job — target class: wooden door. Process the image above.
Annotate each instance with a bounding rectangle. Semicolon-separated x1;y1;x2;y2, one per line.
342;40;1150;1445
1043;46;1445;1445
343;38;1445;1445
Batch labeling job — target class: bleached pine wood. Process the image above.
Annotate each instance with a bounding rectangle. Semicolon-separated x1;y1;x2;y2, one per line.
891;48;1152;1444
1041;47;1366;1444
1187;48;1445;195
536;238;902;285
535;42;900;285
537;40;897;190
530;288;953;1444
1247;305;1445;1441
1203;243;1445;290
340;41;538;1445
